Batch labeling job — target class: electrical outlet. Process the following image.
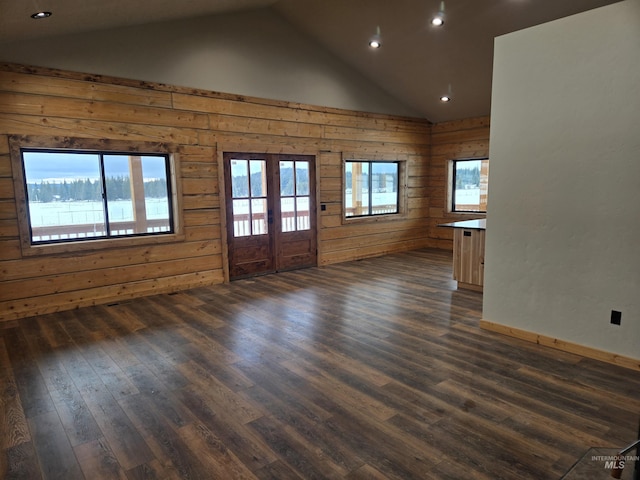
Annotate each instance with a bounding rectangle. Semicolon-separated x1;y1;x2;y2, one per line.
610;310;622;326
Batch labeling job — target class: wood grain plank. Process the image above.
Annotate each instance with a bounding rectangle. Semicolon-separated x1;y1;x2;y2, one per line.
0;178;14;199
81;385;155;471
3;328;56;419
74;437;128;480
49;384;104;448
2;441;42;480
0;114;199;144
119;393;211;479
0;337;30;450
176;423;258;479
173;385;278;472
0;241;218;282
0;239;20;260
125;459;181;480
28;410;84;479
172;92;430;134
0;92;209;130
248;414;349;479
1;256;218;302
0;155;12;177
0;70;173;108
0;270;223;322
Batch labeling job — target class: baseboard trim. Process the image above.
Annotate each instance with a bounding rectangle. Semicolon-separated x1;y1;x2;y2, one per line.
480;319;640;372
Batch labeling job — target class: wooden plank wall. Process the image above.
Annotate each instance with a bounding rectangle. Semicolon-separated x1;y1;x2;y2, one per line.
0;63;432;322
426;116;491;249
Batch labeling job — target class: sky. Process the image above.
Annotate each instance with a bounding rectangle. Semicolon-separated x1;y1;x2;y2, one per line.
22;151;168;182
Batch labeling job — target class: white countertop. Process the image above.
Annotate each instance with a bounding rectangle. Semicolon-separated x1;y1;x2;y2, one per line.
438;219;486;230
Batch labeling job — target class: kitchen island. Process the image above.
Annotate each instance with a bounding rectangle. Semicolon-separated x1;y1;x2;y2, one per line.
439;219;486;292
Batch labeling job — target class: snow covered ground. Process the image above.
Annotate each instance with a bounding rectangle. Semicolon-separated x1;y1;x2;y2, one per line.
28;198;170;227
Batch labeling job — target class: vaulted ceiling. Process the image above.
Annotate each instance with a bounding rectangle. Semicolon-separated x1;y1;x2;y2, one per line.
0;0;622;122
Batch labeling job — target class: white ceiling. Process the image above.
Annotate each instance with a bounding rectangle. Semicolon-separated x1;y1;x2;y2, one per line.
0;0;623;122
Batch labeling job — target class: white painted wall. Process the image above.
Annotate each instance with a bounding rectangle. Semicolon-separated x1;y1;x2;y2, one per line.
484;0;640;359
0;8;419;117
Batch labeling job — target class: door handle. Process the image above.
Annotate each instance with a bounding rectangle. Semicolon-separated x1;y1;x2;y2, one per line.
268;209;273;224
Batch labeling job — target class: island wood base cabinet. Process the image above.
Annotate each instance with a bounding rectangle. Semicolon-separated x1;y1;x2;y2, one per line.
440;219;486;292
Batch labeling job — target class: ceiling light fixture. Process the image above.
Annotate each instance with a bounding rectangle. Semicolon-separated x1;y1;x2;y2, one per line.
31;11;52;19
440;84;453;102
431;1;445;26
369;26;382;49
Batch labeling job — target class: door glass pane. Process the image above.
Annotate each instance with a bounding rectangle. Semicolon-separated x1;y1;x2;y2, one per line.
230;159;249;198
296;161;309;195
250;160;267;197
296;197;310;231
232;199;250;237
281;197;295;233
231;159;268;237
280;160;295;232
280;160;311;232
280;161;294;196
251;198;268;235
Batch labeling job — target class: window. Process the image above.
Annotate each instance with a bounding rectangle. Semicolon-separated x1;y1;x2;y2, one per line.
451;158;489;213
345;161;399;217
20;148;174;244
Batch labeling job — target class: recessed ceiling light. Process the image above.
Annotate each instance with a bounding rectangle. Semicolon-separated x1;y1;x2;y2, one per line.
431;1;445;26
369;26;382;49
440;95;451;102
31;11;52;19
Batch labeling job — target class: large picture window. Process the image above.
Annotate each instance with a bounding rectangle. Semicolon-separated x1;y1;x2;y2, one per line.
451;158;489;213
345;161;399;217
21;149;174;244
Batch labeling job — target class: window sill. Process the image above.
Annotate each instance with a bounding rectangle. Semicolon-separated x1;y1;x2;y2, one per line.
20;231;186;257
343;212;405;225
443;211;486;219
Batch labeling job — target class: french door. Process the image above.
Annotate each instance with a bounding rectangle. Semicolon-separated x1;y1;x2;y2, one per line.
223;152;317;279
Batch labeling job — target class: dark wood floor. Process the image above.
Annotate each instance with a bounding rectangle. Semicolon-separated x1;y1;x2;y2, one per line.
1;248;639;479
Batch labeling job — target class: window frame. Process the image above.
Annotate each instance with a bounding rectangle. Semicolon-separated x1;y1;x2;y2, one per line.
342;154;407;223
447;157;489;215
10;135;184;257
